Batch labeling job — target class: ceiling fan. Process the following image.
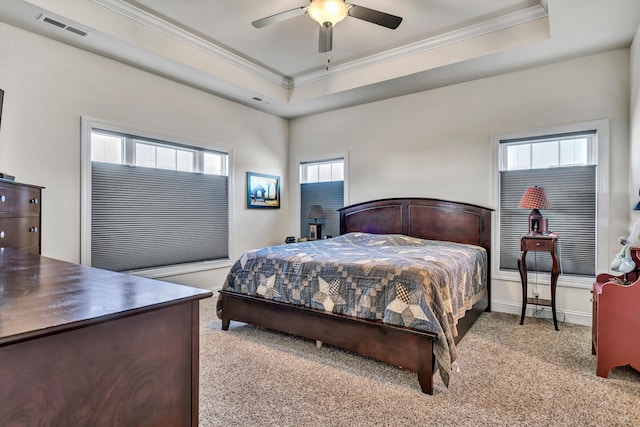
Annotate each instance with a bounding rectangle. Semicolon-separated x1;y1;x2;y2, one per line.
251;0;403;53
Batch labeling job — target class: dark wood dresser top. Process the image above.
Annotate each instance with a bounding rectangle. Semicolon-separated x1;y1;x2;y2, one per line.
0;248;212;345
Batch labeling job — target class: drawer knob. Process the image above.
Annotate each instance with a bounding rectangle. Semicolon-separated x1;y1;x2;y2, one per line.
0;195;5;203
536;242;541;246
0;231;4;238
29;226;38;233
30;198;39;205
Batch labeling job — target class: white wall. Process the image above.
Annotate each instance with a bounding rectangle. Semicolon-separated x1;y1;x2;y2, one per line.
631;25;640;216
290;49;631;325
1;19;634;318
0;22;291;289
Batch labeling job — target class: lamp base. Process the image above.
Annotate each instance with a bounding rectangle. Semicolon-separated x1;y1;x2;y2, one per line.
309;224;322;240
528;209;548;235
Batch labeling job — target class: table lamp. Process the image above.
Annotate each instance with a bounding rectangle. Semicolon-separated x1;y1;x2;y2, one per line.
519;186;552;235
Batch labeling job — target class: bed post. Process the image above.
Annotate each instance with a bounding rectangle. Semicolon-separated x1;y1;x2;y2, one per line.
417;336;435;395
219;293;231;330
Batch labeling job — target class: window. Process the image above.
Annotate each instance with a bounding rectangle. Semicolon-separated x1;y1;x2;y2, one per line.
498;131;597;277
300;159;344;183
83;121;229;274
91;131;227;175
300;158;345;238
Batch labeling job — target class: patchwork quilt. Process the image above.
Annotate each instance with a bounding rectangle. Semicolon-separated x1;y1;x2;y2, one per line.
221;232;487;386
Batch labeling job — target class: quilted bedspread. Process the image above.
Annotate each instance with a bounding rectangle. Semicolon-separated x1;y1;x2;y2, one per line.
221;232;487;386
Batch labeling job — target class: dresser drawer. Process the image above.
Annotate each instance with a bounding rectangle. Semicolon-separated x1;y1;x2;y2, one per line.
522;237;553;251
0;217;41;251
0;185;41;215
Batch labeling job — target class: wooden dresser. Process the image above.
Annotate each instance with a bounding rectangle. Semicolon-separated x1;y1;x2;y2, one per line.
0;179;43;254
592;246;640;378
0;249;212;426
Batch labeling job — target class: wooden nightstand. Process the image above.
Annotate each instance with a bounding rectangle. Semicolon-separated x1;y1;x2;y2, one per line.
518;234;559;330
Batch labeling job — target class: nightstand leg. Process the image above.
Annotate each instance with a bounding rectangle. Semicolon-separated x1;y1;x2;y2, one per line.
518;250;528;325
551;252;560;331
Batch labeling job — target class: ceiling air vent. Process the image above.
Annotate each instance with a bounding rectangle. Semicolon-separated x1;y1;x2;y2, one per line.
251;96;270;104
38;14;89;37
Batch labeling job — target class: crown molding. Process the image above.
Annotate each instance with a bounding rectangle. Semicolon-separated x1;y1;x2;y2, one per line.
90;1;546;92
91;0;290;89
292;4;549;88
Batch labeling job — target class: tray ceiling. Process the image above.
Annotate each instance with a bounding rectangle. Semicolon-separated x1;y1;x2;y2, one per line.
1;0;640;118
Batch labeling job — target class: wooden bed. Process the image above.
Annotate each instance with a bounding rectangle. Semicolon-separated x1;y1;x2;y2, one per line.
219;197;493;394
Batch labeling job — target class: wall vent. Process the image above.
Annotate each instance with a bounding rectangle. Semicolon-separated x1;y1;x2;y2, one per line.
38;14;89;37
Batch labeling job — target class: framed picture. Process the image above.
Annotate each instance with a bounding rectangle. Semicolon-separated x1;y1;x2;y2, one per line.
247;172;280;209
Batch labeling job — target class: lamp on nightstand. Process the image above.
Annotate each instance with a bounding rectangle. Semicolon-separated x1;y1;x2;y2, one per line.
519;186;552;235
307;204;325;240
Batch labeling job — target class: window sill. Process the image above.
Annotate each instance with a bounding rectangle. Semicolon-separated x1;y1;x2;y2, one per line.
127;259;232;279
494;269;594;289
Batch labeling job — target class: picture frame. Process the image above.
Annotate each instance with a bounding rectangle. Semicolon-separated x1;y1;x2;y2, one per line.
247;172;280;209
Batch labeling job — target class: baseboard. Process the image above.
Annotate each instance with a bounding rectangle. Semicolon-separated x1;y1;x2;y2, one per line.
491;299;592;327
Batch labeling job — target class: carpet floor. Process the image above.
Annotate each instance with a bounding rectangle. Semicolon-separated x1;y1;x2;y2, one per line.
197;297;639;426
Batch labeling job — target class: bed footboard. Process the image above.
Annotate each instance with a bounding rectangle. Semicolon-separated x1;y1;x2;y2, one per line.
219;290;437;394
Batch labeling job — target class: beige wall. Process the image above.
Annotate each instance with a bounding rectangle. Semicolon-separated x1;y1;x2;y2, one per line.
290;49;632;325
0;22;291;289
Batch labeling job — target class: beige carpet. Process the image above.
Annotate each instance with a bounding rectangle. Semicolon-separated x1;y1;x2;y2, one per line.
197;297;639;426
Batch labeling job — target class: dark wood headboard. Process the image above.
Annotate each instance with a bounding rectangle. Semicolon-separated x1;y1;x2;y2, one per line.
338;198;493;252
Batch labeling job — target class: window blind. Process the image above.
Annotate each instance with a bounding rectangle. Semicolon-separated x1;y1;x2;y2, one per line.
300;181;344;238
91;162;228;271
499;165;596;276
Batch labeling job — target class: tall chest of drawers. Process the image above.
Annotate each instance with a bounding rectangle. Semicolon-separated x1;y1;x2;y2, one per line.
0;180;43;254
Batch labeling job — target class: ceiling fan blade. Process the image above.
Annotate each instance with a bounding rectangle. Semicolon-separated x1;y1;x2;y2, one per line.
318;24;333;53
251;6;307;29
347;4;402;29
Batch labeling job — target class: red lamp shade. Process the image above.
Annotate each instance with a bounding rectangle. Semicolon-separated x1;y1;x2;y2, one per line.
519;186;552;210
519;186;552;234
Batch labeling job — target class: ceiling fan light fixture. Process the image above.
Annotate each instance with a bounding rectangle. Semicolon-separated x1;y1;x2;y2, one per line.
308;0;348;27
